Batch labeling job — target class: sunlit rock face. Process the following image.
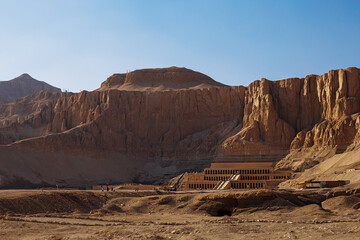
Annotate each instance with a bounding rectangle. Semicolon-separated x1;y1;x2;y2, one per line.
0;67;359;187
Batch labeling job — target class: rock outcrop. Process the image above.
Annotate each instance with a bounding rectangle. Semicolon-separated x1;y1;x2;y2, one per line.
0;66;360;187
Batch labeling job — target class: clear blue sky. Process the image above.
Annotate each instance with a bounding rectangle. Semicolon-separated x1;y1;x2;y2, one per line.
0;0;359;92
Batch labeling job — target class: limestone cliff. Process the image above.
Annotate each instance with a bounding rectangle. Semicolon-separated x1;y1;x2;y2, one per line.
222;67;360;167
0;66;359;187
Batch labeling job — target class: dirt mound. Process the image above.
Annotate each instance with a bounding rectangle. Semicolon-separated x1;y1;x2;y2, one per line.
1;190;360;240
321;195;360;212
288;204;331;219
192;190;316;216
1;189;360;218
104;189;328;217
0;191;107;215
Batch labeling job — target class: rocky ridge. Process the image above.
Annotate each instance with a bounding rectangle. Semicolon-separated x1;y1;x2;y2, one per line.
0;74;61;103
98;67;225;91
0;67;359;187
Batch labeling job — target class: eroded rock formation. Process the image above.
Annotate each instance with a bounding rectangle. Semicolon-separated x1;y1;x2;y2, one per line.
0;66;359;187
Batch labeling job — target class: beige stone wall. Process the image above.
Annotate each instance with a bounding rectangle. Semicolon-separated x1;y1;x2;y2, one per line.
180;162;291;190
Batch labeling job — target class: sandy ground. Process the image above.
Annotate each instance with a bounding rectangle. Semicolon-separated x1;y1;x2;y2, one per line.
0;189;359;240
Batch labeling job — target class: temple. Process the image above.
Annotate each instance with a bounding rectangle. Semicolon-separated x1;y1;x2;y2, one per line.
177;162;291;190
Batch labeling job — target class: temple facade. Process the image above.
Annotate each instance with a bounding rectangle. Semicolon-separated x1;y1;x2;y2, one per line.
178;162;291;190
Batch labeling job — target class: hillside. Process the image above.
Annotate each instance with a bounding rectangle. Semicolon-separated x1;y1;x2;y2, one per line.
0;66;359;188
0;73;61;103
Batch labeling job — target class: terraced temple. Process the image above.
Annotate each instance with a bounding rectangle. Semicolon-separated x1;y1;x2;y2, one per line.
178;162;291;190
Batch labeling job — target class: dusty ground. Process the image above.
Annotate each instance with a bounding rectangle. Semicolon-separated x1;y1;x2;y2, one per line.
0;188;359;240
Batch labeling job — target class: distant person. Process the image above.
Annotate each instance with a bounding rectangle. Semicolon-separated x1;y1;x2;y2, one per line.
107;186;109;192
101;185;104;192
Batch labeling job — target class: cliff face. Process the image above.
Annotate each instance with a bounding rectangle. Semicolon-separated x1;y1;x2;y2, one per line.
288;68;360;152
7;87;245;159
0;67;360;187
222;67;360;162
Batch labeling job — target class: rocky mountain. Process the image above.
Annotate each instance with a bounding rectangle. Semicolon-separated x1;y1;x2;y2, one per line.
0;66;359;188
0;73;61;103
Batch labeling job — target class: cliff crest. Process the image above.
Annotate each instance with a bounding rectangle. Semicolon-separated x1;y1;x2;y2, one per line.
99;67;226;91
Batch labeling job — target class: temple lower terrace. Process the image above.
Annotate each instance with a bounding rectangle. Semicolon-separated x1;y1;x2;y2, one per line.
177;162;291;190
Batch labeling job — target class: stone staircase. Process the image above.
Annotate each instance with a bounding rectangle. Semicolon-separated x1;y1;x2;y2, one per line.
213;173;240;190
174;172;185;190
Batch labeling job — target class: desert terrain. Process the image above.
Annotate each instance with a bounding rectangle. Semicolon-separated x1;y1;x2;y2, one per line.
1;1;359;239
1;67;360;239
0;187;359;240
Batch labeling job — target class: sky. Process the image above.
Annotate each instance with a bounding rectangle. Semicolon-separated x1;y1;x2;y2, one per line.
0;0;359;92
